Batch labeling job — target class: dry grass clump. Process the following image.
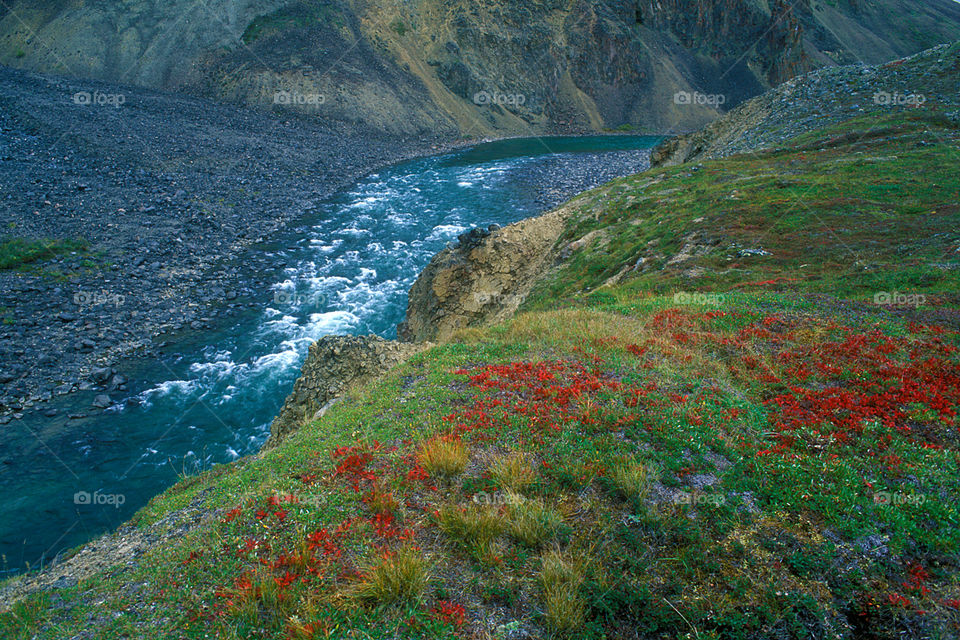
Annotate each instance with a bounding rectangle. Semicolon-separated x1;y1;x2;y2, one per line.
366;489;400;515
506;495;563;548
490;452;537;492
540;549;586;632
609;460;650;501
437;502;504;561
419;438;469;477
345;546;430;606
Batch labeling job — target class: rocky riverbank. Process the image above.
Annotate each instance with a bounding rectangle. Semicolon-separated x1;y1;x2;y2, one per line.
0;66;457;424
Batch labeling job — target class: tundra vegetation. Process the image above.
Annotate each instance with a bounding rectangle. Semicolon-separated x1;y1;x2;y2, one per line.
2;106;959;639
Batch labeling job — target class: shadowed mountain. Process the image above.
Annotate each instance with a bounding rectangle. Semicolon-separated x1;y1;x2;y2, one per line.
1;0;959;136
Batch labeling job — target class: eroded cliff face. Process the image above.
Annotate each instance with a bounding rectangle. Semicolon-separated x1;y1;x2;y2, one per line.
268;335;424;445
399;209;568;343
3;0;958;136
0;0;289;88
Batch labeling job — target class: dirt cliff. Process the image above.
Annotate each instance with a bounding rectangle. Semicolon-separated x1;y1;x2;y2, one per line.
268;335;424;445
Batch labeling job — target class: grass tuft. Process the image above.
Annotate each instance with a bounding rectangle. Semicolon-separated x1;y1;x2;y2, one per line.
609;460;650;502
540;550;586;633
507;496;563;548
490;453;537;492
345;547;430;606
419;438;469;478
366;489;399;515
437;503;504;562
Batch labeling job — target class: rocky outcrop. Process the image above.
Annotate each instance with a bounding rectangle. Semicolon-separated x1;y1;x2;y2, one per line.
649;92;775;166
267;335;424;446
399;210;567;343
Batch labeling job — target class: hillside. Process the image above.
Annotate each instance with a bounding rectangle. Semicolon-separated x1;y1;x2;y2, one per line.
2;44;959;639
2;0;960;136
650;41;960;166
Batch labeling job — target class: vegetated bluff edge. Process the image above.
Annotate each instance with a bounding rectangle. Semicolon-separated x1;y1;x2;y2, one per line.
2;41;959;639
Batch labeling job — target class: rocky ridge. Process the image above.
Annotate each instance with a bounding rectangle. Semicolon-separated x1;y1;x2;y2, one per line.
651;42;960;166
3;0;960;136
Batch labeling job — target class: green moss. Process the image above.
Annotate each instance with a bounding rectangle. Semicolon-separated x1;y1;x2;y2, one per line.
0;237;88;270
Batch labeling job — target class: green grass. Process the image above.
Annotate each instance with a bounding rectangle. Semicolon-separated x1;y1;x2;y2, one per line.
241;3;346;44
390;19;408;36
0;237;88;270
526;109;960;310
2;110;959;639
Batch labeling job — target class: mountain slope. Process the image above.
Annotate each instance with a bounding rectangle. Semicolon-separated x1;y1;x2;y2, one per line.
2;44;959;640
2;0;959;136
650;41;960;166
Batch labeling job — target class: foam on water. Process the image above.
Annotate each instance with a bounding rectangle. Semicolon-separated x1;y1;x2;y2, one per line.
140;379;200;403
426;224;467;241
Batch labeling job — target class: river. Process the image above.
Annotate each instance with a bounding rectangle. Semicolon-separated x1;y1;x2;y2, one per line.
0;134;660;574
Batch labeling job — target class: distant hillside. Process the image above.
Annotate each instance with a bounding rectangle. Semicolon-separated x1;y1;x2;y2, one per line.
1;0;959;136
651;41;960;166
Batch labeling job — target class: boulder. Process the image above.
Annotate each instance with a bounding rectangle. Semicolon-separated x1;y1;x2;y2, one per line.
399;207;566;343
